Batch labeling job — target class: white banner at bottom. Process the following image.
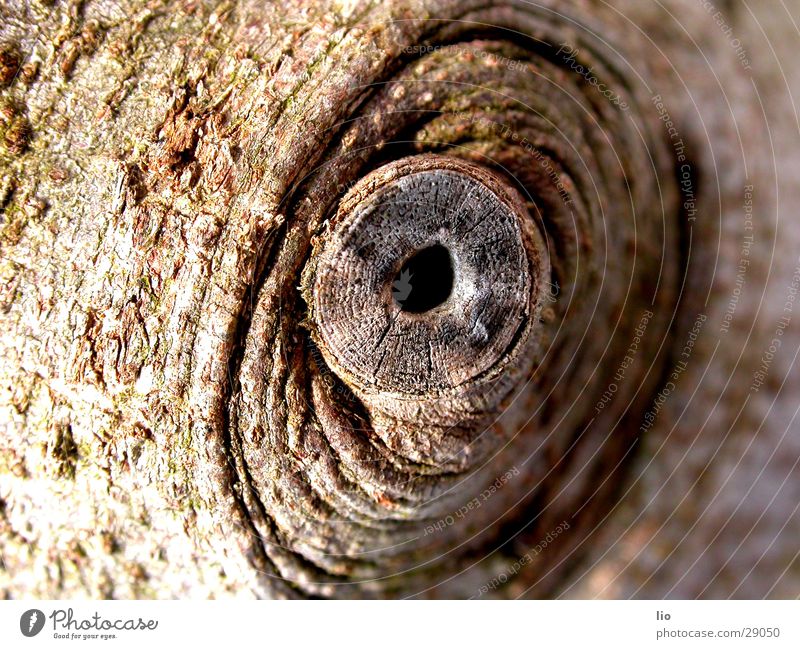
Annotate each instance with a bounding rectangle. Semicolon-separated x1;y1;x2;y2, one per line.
0;600;796;648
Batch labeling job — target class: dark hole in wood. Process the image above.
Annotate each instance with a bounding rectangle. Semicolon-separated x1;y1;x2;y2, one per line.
393;244;454;313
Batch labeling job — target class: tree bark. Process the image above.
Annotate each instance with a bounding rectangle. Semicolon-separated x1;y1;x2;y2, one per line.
1;0;798;598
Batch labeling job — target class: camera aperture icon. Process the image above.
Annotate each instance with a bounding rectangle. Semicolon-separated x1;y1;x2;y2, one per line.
392;269;414;305
20;609;46;637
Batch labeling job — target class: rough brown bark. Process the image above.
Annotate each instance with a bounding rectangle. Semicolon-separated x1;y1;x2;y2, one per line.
1;0;798;598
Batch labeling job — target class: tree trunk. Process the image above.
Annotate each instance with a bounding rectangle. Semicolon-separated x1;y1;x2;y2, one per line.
1;0;798;598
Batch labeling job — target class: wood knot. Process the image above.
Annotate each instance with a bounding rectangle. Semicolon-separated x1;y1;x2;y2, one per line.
304;154;550;433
